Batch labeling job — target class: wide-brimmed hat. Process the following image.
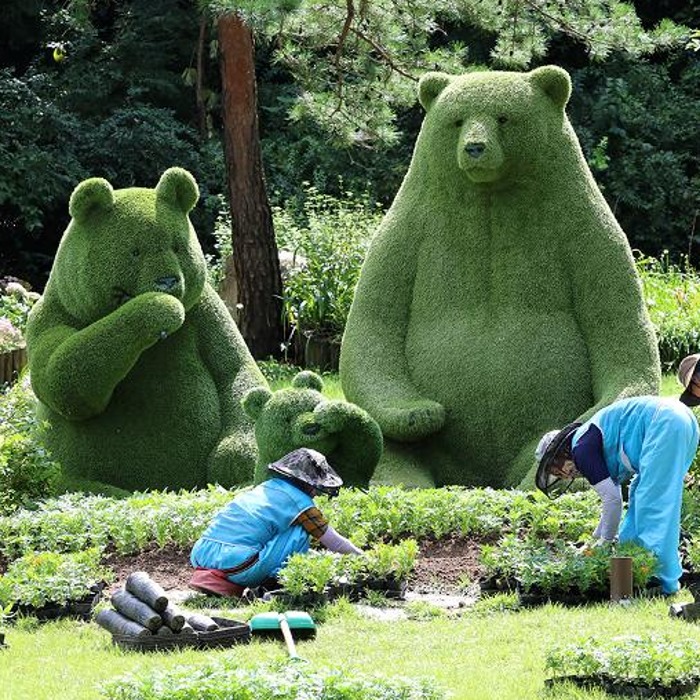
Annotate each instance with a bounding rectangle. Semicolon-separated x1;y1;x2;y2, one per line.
267;447;343;496
678;354;700;407
535;422;582;499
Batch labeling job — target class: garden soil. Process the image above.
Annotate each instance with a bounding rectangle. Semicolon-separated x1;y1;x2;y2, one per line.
102;536;485;597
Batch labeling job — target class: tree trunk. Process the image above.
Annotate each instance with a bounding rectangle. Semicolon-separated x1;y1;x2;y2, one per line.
217;12;283;359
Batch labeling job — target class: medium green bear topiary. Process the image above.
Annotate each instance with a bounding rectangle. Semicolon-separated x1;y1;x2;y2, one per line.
340;66;660;489
26;168;266;494
242;371;382;487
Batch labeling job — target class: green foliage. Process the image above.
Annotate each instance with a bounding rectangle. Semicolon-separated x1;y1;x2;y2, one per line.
0;376;60;515
568;58;700;259
0;487;233;560
278;539;419;599
480;536;658;594
101;660;446;700
0;548;108;609
274;185;383;344
636;252;700;371
546;635;700;686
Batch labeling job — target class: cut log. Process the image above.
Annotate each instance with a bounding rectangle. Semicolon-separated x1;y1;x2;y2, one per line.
111;589;162;631
162;603;186;632
95;609;152;638
178;622;196;636
156;624;174;636
125;571;168;613
187;613;219;632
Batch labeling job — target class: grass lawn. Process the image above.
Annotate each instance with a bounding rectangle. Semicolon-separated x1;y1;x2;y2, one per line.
3;595;700;700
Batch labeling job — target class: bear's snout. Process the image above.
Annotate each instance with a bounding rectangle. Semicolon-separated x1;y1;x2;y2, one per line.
155;276;179;292
464;142;486;159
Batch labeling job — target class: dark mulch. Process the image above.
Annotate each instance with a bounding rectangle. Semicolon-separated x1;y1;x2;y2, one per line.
101;536;486;596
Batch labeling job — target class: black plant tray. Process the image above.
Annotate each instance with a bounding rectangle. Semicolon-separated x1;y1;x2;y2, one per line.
196;617;251;649
15;583;105;622
112;616;251;652
546;674;700;698
327;576;408;602
518;584;608;608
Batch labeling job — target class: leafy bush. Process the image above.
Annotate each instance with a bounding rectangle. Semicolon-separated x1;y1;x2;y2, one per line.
102;659;446;700
274;184;383;344
546;635;700;687
0;376;60;514
0;548;108;609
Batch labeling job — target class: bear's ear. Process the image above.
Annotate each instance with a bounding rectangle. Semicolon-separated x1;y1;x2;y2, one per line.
155;167;199;214
69;178;114;223
292;371;324;392
242;386;273;420
418;72;452;111
529;65;571;110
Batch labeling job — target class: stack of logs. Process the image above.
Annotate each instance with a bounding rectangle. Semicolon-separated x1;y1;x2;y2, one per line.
96;571;220;639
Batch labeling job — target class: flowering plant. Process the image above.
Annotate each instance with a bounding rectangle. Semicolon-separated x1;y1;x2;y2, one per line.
0;280;39;352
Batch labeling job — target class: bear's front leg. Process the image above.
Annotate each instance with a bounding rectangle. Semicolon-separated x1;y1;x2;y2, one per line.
206;432;258;486
311;401;383;487
28;291;184;420
378;399;446;442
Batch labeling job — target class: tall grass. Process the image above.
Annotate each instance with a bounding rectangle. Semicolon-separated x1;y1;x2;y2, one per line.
636;251;700;371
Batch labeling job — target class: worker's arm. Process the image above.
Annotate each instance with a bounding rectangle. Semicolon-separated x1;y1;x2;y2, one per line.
318;526;363;555
294;508;363;555
573;425;622;542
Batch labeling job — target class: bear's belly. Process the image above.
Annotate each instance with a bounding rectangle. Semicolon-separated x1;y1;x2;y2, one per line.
47;331;221;491
405;307;593;483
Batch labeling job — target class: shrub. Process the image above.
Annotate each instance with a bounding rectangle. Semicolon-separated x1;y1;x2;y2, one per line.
0;376;60;515
274;184;383;345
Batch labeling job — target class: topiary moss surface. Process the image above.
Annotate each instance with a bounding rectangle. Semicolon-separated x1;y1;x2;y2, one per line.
243;370;382;487
26;168;265;494
340;66;660;489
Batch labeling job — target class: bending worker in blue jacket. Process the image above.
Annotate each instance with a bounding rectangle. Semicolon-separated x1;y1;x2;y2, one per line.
535;358;700;595
190;447;362;597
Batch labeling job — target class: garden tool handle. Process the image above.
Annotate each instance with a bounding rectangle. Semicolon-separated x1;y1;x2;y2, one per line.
279;615;299;659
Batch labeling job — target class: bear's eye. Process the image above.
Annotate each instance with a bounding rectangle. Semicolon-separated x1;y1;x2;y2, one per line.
497;115;508;125
454;119;464;128
131;248;140;258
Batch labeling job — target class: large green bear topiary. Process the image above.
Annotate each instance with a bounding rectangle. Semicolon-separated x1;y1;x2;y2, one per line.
242;371;382;487
26;167;266;494
340;66;660;489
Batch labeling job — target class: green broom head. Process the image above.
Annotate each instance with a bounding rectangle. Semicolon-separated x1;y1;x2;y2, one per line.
249;611;317;639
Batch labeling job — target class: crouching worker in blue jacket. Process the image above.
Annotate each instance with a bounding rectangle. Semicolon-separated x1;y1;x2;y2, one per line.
535;380;700;596
190;447;362;597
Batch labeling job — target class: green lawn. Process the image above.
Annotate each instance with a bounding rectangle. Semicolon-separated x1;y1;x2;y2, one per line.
2;595;700;700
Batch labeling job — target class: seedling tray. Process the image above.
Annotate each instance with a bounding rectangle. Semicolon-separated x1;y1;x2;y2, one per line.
546;674;700;698
15;583;105;622
111;616;251;652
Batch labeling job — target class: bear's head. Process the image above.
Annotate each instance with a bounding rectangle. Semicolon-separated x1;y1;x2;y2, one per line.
242;372;340;475
52;167;206;324
417;65;572;185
